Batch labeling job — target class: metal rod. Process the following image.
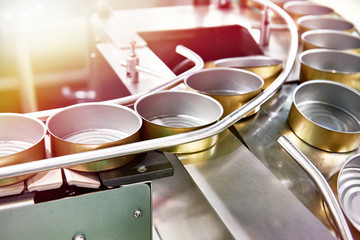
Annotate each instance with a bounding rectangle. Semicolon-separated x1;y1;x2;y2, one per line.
25;45;204;122
0;0;298;180
120;61;174;80
278;135;353;240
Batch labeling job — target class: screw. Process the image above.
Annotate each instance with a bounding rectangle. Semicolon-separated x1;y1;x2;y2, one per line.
137;166;147;173
72;233;86;240
133;209;143;218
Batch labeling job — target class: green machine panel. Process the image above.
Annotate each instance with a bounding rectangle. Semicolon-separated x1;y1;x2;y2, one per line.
0;183;152;240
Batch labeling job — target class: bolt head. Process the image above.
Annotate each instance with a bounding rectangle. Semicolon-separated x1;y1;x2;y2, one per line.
133;209;143;218
73;233;86;240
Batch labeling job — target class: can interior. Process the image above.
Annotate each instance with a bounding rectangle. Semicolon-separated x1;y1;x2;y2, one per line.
0;115;46;157
299;17;354;31
301;50;360;74
294;81;360;133
303;31;360;50
186;68;263;96
285;3;333;15
47;104;142;144
135;91;223;128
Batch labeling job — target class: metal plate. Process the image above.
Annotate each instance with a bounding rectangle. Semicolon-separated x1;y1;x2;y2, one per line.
233;83;357;235
0;184;152;240
100;151;174;187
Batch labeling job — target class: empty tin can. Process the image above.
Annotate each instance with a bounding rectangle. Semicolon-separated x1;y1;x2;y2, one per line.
47;103;142;172
0;113;47;186
134;90;223;154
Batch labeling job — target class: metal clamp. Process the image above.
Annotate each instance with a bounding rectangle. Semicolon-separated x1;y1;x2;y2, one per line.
125;40;139;83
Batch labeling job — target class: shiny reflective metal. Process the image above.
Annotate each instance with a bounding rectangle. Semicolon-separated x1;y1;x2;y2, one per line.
134;90;223;153
133;209;143;218
271;0;306;8
125;40;139;83
278;135;353;240
0;113;46;186
152;151;234;239
72;234;86;240
184;68;263;118
214;55;283;89
337;154;360;232
283;1;334;23
173;128;335;239
301;30;360;53
234;83;355;234
260;6;273;47
0;0;299;181
297;15;355;37
287;80;360;152
47;103;142;172
299;49;360;91
27;45;204;122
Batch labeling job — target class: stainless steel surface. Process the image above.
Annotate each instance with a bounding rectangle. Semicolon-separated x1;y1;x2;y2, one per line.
125;40;140;83
0;0;299;180
152;131;335;239
174;129;335;239
0;194;34;211
233;82;360;235
301;29;360;53
0;183;152;240
1;1;360;239
338;154;360;232
152;151;234;240
278;135;353;240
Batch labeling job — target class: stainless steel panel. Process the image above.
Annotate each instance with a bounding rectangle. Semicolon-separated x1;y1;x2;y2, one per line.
176;128;335;239
152;150;234;240
234;83;359;236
